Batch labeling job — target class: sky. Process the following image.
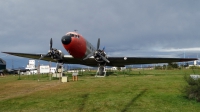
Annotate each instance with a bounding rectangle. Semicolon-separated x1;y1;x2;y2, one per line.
0;0;200;68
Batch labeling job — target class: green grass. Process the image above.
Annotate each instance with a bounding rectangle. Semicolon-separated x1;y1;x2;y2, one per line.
0;69;200;112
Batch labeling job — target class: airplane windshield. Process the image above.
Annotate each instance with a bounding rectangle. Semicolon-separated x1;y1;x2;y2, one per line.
66;34;79;38
66;34;73;37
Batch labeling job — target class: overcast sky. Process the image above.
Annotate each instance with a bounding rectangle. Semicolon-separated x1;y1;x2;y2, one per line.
1;0;200;68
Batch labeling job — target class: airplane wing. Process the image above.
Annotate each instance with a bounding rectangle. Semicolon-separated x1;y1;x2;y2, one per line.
107;57;196;67
2;52;197;67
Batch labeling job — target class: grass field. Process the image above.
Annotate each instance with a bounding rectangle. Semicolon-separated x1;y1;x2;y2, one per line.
0;69;200;112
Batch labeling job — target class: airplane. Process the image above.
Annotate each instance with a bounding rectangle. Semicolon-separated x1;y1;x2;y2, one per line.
2;31;197;76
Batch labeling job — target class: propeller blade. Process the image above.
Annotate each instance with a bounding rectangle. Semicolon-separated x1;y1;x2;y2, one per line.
83;52;94;60
50;38;53;50
97;38;100;50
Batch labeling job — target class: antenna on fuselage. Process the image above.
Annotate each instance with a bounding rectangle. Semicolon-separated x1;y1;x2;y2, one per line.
74;30;78;32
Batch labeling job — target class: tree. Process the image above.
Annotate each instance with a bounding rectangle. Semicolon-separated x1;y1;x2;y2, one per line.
167;62;179;69
163;65;167;70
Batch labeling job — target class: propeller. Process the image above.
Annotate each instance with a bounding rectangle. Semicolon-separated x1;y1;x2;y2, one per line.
97;52;110;63
96;38;109;63
83;38;109;63
39;38;63;62
39;38;53;60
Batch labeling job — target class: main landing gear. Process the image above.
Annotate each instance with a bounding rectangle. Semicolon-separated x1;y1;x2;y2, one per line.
95;63;106;77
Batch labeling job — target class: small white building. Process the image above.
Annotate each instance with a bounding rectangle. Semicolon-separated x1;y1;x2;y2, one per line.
106;67;126;71
24;69;37;75
194;60;198;66
189;60;200;67
25;60;37;75
39;65;50;74
50;67;56;73
24;60;57;74
25;60;36;69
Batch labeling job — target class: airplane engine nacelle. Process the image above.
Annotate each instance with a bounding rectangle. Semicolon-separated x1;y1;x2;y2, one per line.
94;50;108;64
49;49;64;62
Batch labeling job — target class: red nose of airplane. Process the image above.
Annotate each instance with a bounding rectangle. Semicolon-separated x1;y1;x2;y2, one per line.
61;35;71;45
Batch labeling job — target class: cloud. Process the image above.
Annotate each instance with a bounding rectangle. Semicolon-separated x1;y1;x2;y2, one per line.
155;47;200;52
0;0;200;67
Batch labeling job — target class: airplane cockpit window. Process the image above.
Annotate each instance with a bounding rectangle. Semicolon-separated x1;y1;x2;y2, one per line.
74;35;79;38
66;33;79;38
71;34;74;37
66;34;72;36
76;35;80;38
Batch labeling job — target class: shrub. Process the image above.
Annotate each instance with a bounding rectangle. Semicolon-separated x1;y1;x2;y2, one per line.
183;75;200;102
154;65;163;70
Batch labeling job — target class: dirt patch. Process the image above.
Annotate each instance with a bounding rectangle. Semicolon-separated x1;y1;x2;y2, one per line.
0;81;62;100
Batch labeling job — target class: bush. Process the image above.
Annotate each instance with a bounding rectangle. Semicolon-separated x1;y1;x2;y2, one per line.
167;62;179;69
184;75;200;102
154;65;163;70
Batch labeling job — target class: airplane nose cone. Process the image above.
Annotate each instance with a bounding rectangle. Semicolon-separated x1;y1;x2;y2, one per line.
61;35;71;45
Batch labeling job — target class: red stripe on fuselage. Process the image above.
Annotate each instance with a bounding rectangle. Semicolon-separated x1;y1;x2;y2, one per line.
62;34;86;58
